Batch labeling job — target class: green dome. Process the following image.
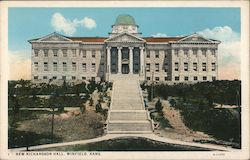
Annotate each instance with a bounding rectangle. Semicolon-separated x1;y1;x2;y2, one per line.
115;14;136;26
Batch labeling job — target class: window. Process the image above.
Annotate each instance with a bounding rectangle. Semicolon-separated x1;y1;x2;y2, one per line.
53;49;58;57
34;50;39;57
100;64;104;72
72;49;77;57
174;49;178;56
175;76;179;81
92;50;96;58
34;62;38;71
202;49;206;57
155;50;159;58
184;49;188;57
202;63;207;71
134;64;139;73
82;77;86;80
72;76;76;80
91;77;95;81
43;76;47;80
34;76;38;80
212;76;216;81
193;63;197;71
72;62;76;71
82;63;86;72
164;64;168;72
165;77;168;81
184;63;188;71
174;62;179;71
193;49;198;57
53;62;57;71
44;62;48;71
155;77;160;81
212;49;216;57
101;51;104;58
63;62;67;71
44;49;49;57
62;49;67;57
212;63;216;71
82;50;86;58
194;76;198;81
184;76;189;81
146;63;150;72
203;76;207;81
147;77;150;80
52;76;57;80
164;50;169;58
112;64;116;72
155;63;159;72
92;63;96;72
62;76;66;80
146;51;150;58
112;51;116;58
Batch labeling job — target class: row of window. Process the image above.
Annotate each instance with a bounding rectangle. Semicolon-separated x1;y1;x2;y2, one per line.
145;62;216;72
146;49;216;58
34;76;96;81
34;62;104;72
146;76;216;81
174;62;216;72
34;49;102;58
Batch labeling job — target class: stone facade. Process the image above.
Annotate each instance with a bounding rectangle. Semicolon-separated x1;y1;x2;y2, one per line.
29;14;220;83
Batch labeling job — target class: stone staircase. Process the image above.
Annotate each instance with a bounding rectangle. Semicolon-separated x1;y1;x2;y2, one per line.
107;74;153;134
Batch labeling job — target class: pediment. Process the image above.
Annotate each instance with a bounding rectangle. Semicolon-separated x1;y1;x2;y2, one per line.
105;32;145;42
177;34;217;43
29;32;72;42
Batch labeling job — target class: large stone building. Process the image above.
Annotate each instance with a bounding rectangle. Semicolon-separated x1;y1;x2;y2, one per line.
29;14;220;83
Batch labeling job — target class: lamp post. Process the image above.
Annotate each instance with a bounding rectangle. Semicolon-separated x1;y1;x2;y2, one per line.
50;91;57;143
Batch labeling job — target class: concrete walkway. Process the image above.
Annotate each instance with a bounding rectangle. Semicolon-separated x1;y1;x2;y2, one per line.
107;75;153;133
10;133;237;151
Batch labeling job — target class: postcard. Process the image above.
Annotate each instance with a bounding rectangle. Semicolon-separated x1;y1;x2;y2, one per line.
0;0;249;159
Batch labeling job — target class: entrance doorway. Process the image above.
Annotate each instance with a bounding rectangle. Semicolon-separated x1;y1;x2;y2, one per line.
122;64;129;74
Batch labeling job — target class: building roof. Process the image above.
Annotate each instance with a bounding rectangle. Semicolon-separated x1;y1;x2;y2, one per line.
114;14;137;26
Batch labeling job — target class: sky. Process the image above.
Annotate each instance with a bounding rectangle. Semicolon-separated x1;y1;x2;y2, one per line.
8;7;241;80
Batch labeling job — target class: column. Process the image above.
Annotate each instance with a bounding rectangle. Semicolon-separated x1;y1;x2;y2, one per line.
118;47;122;74
140;47;144;75
129;47;134;74
106;47;111;74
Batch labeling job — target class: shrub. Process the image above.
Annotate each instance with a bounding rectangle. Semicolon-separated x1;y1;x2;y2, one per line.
169;98;176;107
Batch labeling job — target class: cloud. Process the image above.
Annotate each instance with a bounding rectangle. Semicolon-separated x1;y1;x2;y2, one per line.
198;26;241;80
8;50;31;80
51;13;96;36
152;33;167;37
197;26;240;42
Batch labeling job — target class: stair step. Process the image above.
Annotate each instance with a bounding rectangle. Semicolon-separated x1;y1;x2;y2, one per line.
108;121;152;132
109;111;148;121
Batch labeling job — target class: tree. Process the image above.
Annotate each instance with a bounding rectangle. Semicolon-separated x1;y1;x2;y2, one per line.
80;104;86;113
95;101;102;113
155;99;163;112
89;98;93;106
147;87;152;102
